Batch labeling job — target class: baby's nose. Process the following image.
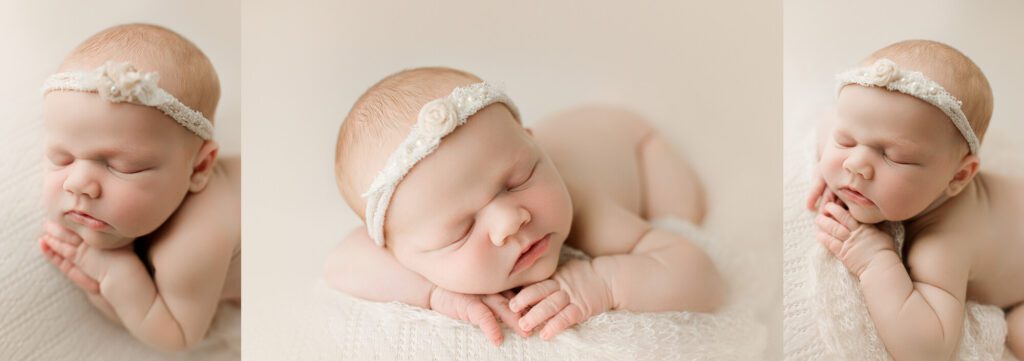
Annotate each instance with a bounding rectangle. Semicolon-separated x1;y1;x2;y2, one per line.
489;206;531;247
63;164;101;199
843;149;874;180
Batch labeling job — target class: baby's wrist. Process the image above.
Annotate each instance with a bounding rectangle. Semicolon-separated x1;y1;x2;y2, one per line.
857;249;902;280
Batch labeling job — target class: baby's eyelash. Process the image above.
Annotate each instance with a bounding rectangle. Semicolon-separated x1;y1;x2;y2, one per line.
451;221;475;245
509;160;540;191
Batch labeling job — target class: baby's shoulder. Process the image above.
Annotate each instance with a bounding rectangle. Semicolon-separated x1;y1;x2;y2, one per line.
902;230;973;296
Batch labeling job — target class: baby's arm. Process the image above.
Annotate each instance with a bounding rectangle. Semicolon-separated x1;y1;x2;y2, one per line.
43;164;238;352
817;202;968;360
511;202;725;339
326;226;528;345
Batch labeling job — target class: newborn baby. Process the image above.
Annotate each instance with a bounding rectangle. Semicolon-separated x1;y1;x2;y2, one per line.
37;24;240;352
327;67;724;346
808;40;1024;360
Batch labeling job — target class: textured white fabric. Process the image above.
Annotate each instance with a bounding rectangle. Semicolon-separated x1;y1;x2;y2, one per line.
0;111;237;360
836;58;979;154
783;114;1013;361
266;218;768;360
362;81;520;246
41;62;215;140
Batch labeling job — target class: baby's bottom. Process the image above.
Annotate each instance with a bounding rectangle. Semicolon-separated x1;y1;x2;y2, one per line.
638;130;706;225
1008;305;1024;359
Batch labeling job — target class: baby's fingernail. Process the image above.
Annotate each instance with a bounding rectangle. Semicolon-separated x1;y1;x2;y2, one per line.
541;331;551;340
519;320;530;331
508;300;518;311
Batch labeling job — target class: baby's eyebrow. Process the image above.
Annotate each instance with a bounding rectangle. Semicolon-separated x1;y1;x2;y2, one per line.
881;136;921;152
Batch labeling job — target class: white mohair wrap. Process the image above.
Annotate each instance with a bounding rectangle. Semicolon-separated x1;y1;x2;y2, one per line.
361;82;520;246
836;58;979;154
40;61;215;140
783;119;1010;360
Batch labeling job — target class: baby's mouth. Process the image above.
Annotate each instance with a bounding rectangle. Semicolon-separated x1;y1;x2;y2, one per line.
65;210;110;231
838;186;874;207
510;233;552;276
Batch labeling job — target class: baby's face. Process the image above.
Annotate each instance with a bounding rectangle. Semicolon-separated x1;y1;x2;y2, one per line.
383;104;573;295
42;91;200;249
820;85;967;223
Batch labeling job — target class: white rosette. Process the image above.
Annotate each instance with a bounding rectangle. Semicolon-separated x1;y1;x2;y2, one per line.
835;58;979;154
40;61;215;140
361;82;519;246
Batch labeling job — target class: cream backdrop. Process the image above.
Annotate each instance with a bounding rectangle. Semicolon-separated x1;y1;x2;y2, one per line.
784;0;1024;151
243;0;782;358
0;0;240;359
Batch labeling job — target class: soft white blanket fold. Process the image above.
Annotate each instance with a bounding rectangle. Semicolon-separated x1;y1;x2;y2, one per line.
783;118;1013;361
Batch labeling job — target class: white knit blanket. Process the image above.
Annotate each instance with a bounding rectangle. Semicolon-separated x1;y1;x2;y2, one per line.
783;117;1017;361
289;218;769;361
0;113;239;360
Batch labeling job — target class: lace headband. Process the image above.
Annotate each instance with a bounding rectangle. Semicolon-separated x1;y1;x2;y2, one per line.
362;82;520;246
836;58;978;154
41;61;214;140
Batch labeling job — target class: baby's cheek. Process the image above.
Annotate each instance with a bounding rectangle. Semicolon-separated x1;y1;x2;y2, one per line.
41;172;66;214
819;151;845;185
104;183;165;236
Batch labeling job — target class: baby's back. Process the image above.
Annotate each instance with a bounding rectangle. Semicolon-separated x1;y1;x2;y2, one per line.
913;171;1024;308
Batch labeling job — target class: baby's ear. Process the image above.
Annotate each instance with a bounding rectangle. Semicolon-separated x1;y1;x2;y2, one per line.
945;153;980;197
188;140;220;193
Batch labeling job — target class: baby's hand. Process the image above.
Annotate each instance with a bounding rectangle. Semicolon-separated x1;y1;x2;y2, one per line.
39;220;131;293
509;259;611;341
815;201;897;278
806;168;836;211
428;286;530;346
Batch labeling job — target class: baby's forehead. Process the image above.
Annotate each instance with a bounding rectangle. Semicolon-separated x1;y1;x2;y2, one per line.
386;105;534;219
44;92;196;150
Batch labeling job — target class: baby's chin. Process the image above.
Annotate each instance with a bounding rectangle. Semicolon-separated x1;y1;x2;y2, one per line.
69;223;135;249
846;202;888;224
510;252;560;288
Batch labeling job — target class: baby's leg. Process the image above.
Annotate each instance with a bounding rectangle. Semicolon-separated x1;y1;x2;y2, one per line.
637;129;706;224
1007;304;1024;359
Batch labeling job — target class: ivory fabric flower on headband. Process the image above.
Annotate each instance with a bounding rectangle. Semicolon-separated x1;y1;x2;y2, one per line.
41;61;215;140
362;82;520;246
836;58;979;154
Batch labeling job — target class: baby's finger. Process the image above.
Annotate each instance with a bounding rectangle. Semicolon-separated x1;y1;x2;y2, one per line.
40;238;64;267
483;294;530;337
814;213;850;241
539;303;585;340
824;188;837;204
44;221;83;246
64;265;100;293
509;279;559;313
519;289;570;332
822;202;858;230
466;301;503;346
816;231;844;256
43;234;78;261
806;178;826;210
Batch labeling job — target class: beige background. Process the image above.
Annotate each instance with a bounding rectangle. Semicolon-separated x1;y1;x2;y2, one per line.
243;0;781;358
784;0;1024;151
0;0;240;359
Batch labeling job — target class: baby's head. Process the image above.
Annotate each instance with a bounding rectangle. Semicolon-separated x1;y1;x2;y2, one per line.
336;67;573;294
821;40;993;223
42;23;221;249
